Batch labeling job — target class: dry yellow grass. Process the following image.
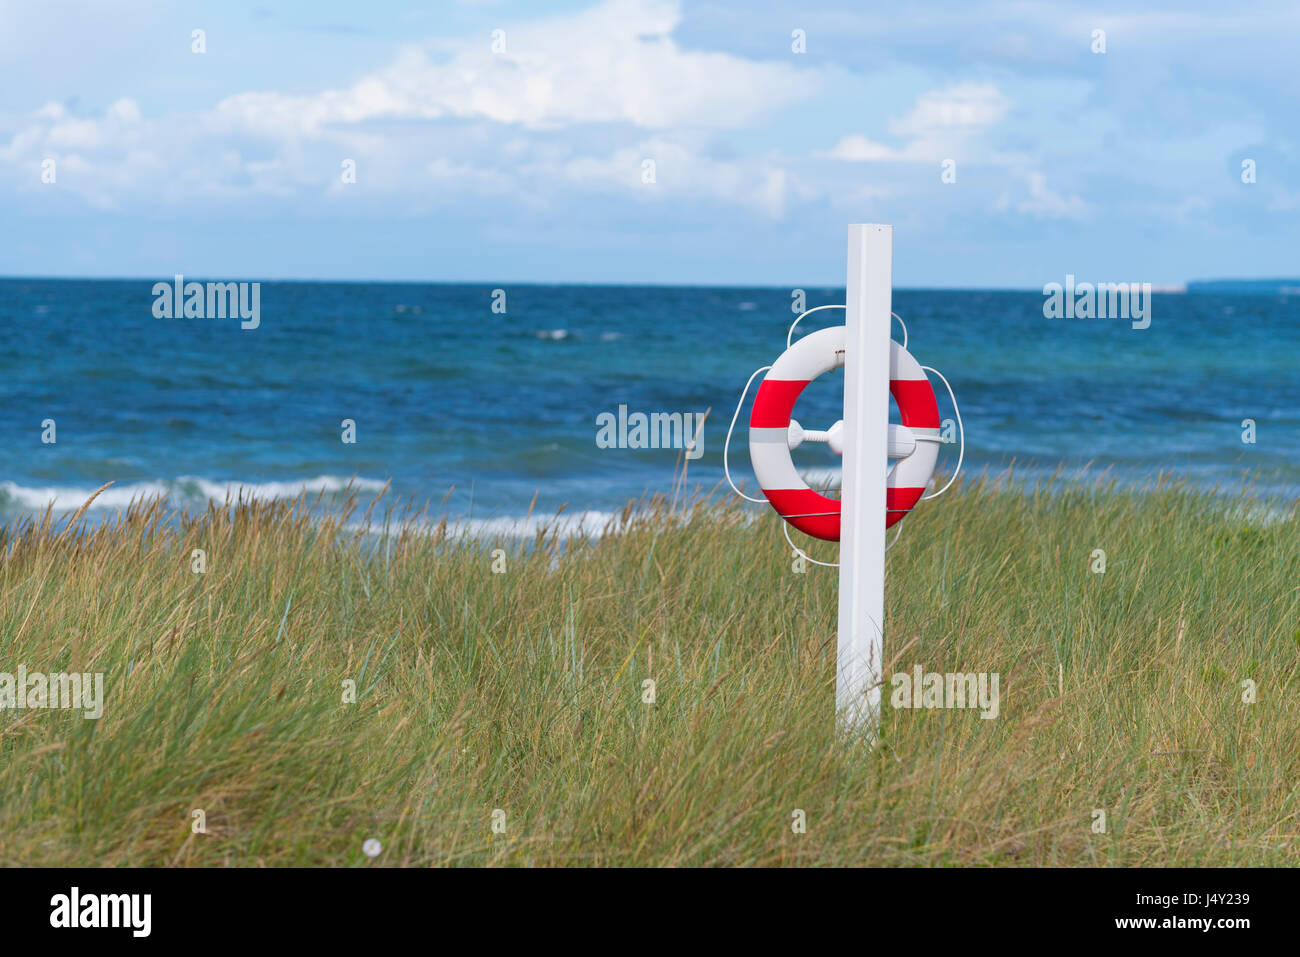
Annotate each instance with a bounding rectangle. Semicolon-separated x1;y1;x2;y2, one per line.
0;475;1296;866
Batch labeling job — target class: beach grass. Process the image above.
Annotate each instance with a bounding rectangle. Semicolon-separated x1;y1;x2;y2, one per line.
0;474;1297;867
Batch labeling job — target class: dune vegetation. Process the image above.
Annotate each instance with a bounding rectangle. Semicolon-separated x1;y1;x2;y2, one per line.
0;473;1296;866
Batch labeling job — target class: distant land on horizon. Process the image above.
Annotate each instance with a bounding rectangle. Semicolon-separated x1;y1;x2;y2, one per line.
1186;278;1300;295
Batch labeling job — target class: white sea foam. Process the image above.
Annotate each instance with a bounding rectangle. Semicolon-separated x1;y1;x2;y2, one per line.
0;475;388;514
0;480;174;511
342;509;623;542
0;476;647;543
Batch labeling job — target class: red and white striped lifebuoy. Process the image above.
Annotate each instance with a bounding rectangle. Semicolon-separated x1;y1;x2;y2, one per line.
748;325;940;541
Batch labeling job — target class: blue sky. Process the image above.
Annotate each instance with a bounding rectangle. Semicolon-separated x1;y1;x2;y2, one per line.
2;0;1296;286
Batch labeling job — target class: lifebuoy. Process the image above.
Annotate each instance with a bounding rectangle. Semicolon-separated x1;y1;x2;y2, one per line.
747;325;940;541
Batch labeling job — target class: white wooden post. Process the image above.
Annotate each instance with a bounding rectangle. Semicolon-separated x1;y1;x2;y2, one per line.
837;224;892;731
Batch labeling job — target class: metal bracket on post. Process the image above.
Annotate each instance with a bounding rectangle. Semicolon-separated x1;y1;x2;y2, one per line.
837;224;892;734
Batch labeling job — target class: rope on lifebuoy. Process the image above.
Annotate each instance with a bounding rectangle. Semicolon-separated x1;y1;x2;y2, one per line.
919;365;964;500
786;304;907;351
723;365;771;503
784;513;904;569
725;307;961;564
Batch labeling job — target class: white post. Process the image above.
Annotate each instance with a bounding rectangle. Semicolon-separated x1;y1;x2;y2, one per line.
837;224;892;731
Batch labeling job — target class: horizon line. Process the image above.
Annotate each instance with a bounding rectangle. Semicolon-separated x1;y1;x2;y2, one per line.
0;273;1231;293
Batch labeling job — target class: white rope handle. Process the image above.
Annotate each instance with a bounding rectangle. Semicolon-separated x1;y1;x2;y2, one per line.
887;519;904;552
783;521;839;567
893;312;907;351
919;365;963;500
783;513;904;568
723;365;771;503
786;305;907;350
787;304;843;349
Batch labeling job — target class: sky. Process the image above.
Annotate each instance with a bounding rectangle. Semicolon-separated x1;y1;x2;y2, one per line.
1;0;1297;287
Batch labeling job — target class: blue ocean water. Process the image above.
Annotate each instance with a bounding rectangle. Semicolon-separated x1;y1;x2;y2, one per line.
1;279;1297;530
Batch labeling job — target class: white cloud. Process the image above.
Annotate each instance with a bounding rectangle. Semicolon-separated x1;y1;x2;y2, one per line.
562;137;796;218
826;134;898;162
1012;170;1088;220
209;0;815;134
888;83;1010;140
0;0;819;214
826;82;1011;164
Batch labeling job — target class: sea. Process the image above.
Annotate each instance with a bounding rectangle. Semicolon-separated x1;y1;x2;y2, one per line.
2;279;1297;534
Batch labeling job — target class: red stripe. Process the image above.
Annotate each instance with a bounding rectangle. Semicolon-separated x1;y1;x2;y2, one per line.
764;486;927;537
757;377;938;430
756;371;936;538
891;378;940;429
886;486;925;528
750;379;809;428
763;487;841;541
